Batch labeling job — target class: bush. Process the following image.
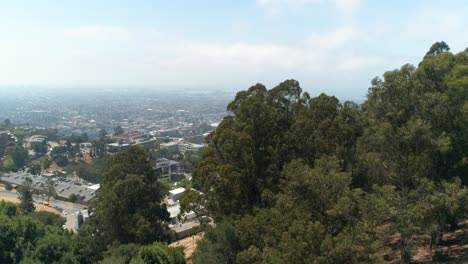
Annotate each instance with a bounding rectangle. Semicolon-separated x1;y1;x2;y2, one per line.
29;211;65;227
5;182;13;191
432;250;450;261
69;194;77;203
130;242;185;264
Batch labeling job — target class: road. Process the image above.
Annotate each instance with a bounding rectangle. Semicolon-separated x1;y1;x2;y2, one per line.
0;189;86;214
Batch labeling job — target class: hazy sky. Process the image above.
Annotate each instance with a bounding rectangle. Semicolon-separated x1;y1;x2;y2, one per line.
0;0;466;100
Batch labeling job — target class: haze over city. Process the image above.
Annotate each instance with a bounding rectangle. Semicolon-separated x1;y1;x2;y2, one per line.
0;0;467;100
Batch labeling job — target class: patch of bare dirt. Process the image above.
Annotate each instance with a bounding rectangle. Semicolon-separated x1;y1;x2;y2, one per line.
169;233;204;264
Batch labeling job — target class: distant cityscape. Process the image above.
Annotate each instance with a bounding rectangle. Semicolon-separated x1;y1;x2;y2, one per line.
0;88;233;139
0;88;233;235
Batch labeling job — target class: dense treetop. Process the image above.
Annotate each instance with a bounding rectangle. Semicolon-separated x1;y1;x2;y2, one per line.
191;43;468;263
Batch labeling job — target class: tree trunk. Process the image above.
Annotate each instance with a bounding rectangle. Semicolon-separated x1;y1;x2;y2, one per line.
400;237;412;264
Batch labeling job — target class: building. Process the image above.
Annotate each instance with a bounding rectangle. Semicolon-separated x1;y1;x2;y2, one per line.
160;141;180;152
155;158;180;181
160;140;206;154
66;209;89;232
25;135;48;150
158;128;180;138
108;138;157;154
178;142;206;153
107;142;130;153
134;138;157;149
169;187;185;202
112;131;147;143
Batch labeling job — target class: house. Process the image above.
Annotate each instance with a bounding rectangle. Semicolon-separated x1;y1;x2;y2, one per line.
66;209;89;232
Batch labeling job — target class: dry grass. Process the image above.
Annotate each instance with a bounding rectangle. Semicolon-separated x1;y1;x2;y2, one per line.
378;222;468;263
169;233;204;264
0;186;61;215
0;196;62;215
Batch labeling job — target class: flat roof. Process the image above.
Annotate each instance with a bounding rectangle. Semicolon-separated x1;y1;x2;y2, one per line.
169;187;185;195
87;184;100;190
167;204;180;218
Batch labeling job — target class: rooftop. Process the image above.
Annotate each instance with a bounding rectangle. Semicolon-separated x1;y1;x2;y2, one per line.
169;187;186;195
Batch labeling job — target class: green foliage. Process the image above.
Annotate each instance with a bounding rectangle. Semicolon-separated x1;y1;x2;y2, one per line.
426;41;450;56
69;193;78;203
179;151;199;171
29;211;65;227
28;157;52;175
0;200;17;217
178;189;206;223
65;158;106;183
90;140;106;158
159;180;174;195
193;221;240;264
129;242;185;264
1;42;467;264
0;201;88;264
12;129;28;141
114;126;125;136
3;156;16;171
31;128;60;141
192;43;468;263
99;129;108;142
3;118;12;127
50;146;69;167
4;144;28;171
177;178;192;190
69;133;89;143
5;182;13;191
101;243;141;264
153;148;182;160
17;177;35;215
234;157;380;264
83;146;171;251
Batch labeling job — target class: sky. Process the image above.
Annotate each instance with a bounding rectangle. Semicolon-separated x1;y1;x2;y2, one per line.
0;0;466;100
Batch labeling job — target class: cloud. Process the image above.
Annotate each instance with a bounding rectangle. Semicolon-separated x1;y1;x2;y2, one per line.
64;25;132;41
402;7;467;50
84;25;378;89
0;22;382;98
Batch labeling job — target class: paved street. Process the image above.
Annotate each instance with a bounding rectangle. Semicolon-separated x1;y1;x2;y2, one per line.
0;189;86;214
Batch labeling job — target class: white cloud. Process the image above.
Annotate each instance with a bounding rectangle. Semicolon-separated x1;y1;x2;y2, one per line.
64;25;132;41
402;8;467;50
0;22;382;97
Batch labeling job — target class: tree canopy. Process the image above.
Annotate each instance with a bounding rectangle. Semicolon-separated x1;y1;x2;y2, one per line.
191;43;468;263
82;145;171;252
